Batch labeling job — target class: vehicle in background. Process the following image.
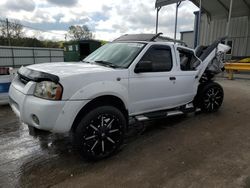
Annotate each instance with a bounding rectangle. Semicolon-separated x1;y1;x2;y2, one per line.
0;67;14;105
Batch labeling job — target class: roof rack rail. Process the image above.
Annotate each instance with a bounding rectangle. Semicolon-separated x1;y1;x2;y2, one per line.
156;36;187;46
150;32;163;41
113;33;163;42
113;33;187;46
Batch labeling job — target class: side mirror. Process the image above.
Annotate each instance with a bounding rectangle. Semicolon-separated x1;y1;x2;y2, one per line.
134;61;152;73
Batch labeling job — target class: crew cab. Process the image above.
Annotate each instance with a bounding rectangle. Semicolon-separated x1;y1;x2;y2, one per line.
9;33;230;160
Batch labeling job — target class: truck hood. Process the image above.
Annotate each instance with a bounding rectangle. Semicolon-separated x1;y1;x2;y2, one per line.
17;62;128;100
27;62;114;78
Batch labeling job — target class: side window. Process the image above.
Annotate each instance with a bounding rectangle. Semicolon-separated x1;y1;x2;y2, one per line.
178;48;197;71
140;45;173;72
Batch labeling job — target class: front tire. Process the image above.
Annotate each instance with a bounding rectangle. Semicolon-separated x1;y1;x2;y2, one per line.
74;106;126;160
196;82;224;113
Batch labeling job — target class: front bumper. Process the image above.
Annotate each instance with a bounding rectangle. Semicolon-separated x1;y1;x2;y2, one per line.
9;83;90;133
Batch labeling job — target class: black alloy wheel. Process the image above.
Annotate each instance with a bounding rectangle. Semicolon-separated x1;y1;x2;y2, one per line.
200;82;224;112
75;106;126;160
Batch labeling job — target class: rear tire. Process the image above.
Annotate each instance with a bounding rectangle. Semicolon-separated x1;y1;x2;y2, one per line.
195;82;224;113
74;106;126;160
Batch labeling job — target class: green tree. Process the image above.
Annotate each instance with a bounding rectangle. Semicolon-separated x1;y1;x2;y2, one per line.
68;25;93;40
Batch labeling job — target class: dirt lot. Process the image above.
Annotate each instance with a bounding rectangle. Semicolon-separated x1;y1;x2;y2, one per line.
1;76;250;188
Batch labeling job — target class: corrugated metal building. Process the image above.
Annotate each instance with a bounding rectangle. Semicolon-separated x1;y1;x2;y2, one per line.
195;13;250;58
180;31;194;48
191;0;250;59
154;0;250;59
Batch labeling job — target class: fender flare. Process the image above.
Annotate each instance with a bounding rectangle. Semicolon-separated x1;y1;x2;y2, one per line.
69;81;129;110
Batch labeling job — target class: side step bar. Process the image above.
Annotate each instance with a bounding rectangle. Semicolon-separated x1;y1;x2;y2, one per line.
133;103;201;122
167;110;184;116
135;110;184;122
135;115;149;121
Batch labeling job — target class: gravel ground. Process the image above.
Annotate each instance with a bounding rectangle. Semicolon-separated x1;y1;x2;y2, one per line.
0;76;250;188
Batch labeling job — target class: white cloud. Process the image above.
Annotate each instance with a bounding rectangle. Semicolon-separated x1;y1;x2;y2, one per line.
5;0;35;12
1;0;199;41
23;28;66;41
46;0;78;7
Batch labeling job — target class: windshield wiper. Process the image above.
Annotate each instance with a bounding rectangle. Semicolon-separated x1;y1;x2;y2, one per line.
94;60;120;68
82;60;90;63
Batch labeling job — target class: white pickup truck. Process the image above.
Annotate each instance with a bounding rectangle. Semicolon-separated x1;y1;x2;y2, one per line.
9;34;230;160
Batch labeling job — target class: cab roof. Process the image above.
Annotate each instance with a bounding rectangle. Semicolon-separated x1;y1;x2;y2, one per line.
114;33;161;42
113;33;187;46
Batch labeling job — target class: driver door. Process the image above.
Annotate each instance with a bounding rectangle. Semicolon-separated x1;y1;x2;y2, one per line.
128;44;179;115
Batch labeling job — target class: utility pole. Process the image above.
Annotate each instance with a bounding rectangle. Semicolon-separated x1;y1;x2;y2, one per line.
174;1;181;43
155;7;161;34
6;18;11;46
225;0;233;45
197;0;202;46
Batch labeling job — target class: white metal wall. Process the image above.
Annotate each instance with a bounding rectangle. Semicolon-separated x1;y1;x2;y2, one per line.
0;46;64;67
199;15;250;57
181;31;194;48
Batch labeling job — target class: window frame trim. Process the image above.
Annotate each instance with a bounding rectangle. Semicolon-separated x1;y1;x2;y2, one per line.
135;44;173;73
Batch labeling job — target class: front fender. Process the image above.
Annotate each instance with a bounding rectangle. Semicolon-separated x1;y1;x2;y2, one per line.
69;80;129;109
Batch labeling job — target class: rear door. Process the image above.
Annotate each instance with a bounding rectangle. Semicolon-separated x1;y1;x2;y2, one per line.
174;47;200;104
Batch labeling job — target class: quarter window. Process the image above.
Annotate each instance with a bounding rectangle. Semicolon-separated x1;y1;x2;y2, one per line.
178;48;198;71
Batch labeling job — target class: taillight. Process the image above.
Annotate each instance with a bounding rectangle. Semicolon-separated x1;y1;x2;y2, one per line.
0;67;10;75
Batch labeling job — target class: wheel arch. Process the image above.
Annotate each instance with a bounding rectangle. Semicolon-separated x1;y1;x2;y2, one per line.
71;95;128;132
194;81;224;111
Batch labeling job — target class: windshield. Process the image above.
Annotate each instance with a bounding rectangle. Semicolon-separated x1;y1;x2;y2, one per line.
83;42;146;68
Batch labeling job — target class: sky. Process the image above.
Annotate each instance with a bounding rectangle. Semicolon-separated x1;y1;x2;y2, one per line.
0;0;198;41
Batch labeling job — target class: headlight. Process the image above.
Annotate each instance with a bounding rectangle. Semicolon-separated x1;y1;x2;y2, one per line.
34;81;63;100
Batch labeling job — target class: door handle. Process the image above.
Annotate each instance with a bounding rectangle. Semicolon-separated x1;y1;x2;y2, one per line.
169;77;176;81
